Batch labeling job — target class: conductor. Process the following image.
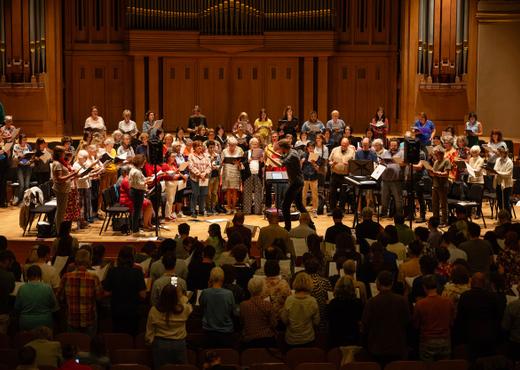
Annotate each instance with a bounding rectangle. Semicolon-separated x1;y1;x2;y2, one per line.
266;139;308;231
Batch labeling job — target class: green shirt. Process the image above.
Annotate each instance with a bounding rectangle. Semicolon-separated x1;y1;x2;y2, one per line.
15;281;58;331
396;224;415;246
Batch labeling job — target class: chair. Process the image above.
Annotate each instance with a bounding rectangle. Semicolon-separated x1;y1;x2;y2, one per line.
23;180;56;236
13;331;36;348
99;187;130;235
111;349;153;367
326;348;342;369
56;332;91;352
0;349;18;370
0;333;10;348
159;366;198;370
429;360;469;370
286;348;326;369
241;348;285;367
295;363;336;370
250;364;291;370
197;348;240;367
341;362;382;370
449;183;486;228
38;366;57;370
483;175;498;219
102;333;134;353
133;333;147;349
111;365;151;370
384;361;427;370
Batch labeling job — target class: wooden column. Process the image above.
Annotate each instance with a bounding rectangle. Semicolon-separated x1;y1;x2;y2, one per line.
134;56;145;125
148;56;159;113
398;0;420;132
303;57;314;115
317;57;328;119
45;0;64;135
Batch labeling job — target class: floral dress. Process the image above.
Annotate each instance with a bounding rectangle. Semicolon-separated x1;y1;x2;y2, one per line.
64;176;80;222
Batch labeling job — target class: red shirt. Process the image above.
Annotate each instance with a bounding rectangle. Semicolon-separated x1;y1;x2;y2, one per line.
413;293;455;340
119;177;133;212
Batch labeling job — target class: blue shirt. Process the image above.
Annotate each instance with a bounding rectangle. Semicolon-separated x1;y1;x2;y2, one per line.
355;149;378;162
200;287;235;333
414;120;435;145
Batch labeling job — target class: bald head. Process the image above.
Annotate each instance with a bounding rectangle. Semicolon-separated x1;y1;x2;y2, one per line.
340;138;349;150
361;138;370;150
471;272;486;289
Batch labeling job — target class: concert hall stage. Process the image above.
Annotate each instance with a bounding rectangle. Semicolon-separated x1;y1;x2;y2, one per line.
1;204;500;262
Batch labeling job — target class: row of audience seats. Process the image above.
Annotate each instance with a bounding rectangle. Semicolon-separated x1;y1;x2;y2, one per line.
0;330;472;370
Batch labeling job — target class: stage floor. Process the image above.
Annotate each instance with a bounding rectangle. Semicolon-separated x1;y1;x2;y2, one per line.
1;203;501;248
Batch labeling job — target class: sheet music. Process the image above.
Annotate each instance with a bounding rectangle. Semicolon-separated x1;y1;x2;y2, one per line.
291;238;308;257
465;162;476;178
178;162;189;171
328;261;345;278
405;276;418;287
92;263;111;282
369;283;379;297
371;164;386;181
308;152;320;162
10;282;25;296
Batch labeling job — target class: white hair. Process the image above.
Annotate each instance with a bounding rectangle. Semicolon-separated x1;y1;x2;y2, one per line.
112;130;122;137
247;277;265;296
104;138;114;146
227;136;238;146
4;115;12;122
209;267;225;284
78;150;89;159
249;137;259;146
372;138;384;147
470;145;481;154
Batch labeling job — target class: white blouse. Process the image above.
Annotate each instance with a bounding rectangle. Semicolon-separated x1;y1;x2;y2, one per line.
493;156;513;189
468;156;484;184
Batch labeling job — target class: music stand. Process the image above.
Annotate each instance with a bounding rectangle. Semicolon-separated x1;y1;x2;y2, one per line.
348;160;374;176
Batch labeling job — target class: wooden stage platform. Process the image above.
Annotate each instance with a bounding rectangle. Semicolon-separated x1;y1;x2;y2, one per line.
1;202;503;262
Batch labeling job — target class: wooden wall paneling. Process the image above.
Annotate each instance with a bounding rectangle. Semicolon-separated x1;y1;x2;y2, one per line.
354;63;369;127
197;59;230;129
372;0;389;44
71;0;89;43
303;57;314;116
133;55;145;129
317;57;328;119
264;59;299;125
104;61;126;131
230;59;264;124
328;58;355;131
162;58;197;131
148;56;159;117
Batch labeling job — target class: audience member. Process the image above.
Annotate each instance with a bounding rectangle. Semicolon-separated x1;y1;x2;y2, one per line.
145;284;193;368
151;252;188;307
257;213;292;257
26;326;62;367
458;222;494;274
59;344;91;370
328;275;363;347
261;260;291;320
384;225;407;261
16;346;38;370
413;274;455;361
442;264;471;313
0;250;15;334
200;267;236;348
324;208;352;244
239;277;277;348
398;240;423;283
59;249;102;336
497;231;520;292
103;246;146;335
281;272;320;348
187;244;216;291
26;244;60;290
395;213;415;246
356;207;383;241
225;212;253;250
362;271;411;366
15;265;58;331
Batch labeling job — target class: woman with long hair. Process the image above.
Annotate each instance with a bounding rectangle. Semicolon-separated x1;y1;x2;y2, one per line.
465;112;483;147
146;284;192;368
254;108;273;145
51;146;78;234
370;106;389;142
103;246;146;335
486;129;506;165
278;105;299;144
32;137;52;184
215;125;228;149
207;223;226;259
52;220;79;271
